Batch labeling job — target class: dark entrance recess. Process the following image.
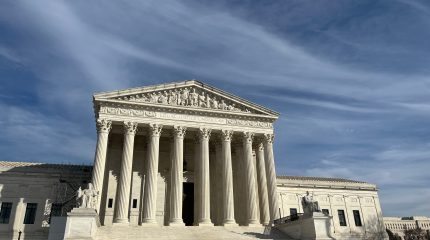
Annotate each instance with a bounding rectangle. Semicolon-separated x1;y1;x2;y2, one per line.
182;182;194;226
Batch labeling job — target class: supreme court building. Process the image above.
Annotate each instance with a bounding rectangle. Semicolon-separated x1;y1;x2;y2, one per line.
92;80;280;227
0;80;390;239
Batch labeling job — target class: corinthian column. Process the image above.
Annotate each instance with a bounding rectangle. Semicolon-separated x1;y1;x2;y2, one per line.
264;133;280;223
242;132;259;225
91;119;112;212
256;143;270;225
169;126;186;226
196;127;213;226
142;124;163;225
114;121;138;224
220;130;237;226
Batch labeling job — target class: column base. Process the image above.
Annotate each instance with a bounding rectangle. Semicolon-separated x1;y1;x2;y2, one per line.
244;220;262;227
169;219;185;227
195;219;214;227
141;219;159;227
113;218;129;225
222;221;238;227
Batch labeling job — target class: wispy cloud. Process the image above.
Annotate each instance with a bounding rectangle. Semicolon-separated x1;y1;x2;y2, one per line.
0;0;429;216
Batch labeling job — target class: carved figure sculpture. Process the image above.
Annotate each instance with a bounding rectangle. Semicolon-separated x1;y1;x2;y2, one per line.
181;88;190;106
190;88;198;106
301;191;320;216
212;97;218;109
206;94;211;108
199;92;206;107
76;183;99;209
158;91;168;104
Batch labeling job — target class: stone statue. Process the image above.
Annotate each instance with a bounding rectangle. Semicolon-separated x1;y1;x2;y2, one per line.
180;88;190;106
149;92;158;103
76;183;99;209
199;92;206;107
302;191;320;216
190;88;198;106
158;91;168;104
206;94;211;108
212;97;219;109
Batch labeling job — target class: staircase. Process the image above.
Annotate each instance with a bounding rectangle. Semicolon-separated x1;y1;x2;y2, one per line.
96;225;291;240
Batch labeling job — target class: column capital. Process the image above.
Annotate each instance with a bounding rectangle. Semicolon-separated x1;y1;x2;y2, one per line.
264;133;274;144
243;131;254;143
221;130;234;142
173;125;187;138
149;123;163;137
123;121;138;135
257;142;264;151
199;127;211;141
96;119;112;133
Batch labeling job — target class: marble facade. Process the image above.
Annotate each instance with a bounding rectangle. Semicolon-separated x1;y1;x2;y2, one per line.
92;80;280;227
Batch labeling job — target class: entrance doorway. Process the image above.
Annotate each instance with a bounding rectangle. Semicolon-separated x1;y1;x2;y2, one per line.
182;182;194;226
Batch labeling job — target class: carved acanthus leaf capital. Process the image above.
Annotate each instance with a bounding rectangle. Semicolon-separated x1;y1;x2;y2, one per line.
96;119;112;133
149;124;163;137
243;131;254;144
123;121;138;135
173;125;187;138
264;133;274;144
199;127;211;141
221;129;234;142
258;142;264;151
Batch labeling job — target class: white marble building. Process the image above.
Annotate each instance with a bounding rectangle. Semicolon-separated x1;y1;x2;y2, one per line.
277;176;388;239
0;81;391;239
91;80;280;227
0;161;389;239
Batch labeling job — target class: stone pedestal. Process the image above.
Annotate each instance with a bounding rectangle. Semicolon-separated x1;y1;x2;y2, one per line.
49;208;100;240
276;212;335;240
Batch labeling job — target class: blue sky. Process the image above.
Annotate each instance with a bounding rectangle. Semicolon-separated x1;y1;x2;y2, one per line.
0;0;429;217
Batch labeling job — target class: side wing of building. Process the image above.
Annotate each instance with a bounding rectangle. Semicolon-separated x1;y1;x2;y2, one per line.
277;175;387;239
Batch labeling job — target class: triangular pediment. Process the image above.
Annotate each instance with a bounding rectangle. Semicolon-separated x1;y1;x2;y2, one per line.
94;80;279;118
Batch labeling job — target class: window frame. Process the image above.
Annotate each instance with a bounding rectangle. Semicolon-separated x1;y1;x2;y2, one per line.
353;210;363;227
23;203;38;225
0;202;13;224
337;209;347;226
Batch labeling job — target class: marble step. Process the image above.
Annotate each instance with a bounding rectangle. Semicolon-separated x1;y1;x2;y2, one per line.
96;225;291;240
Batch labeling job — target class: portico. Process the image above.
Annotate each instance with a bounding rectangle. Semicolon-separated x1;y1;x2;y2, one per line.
91;80;280;227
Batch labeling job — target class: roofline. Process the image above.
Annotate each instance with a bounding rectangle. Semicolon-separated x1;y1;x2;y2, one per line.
93;80;280;117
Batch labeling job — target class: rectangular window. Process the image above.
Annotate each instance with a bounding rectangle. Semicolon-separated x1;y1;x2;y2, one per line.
0;202;12;224
322;209;329;216
132;199;138;209
338;210;347;226
23;203;37;224
353;210;362;226
108;199;113;208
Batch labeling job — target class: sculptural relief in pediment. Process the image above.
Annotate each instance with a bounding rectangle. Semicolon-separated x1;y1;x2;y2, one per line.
112;86;256;114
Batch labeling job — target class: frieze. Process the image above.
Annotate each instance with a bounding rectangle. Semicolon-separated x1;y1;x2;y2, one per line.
112;86;256;114
99;106;273;128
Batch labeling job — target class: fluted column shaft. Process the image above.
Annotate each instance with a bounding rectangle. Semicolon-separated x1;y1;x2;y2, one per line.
142;124;163;224
221;130;236;225
91;119;112;212
243;132;259;225
193;137;200;225
169;126;186;226
114;121;138;223
264;134;280;223
256;143;270;225
197;128;213;225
